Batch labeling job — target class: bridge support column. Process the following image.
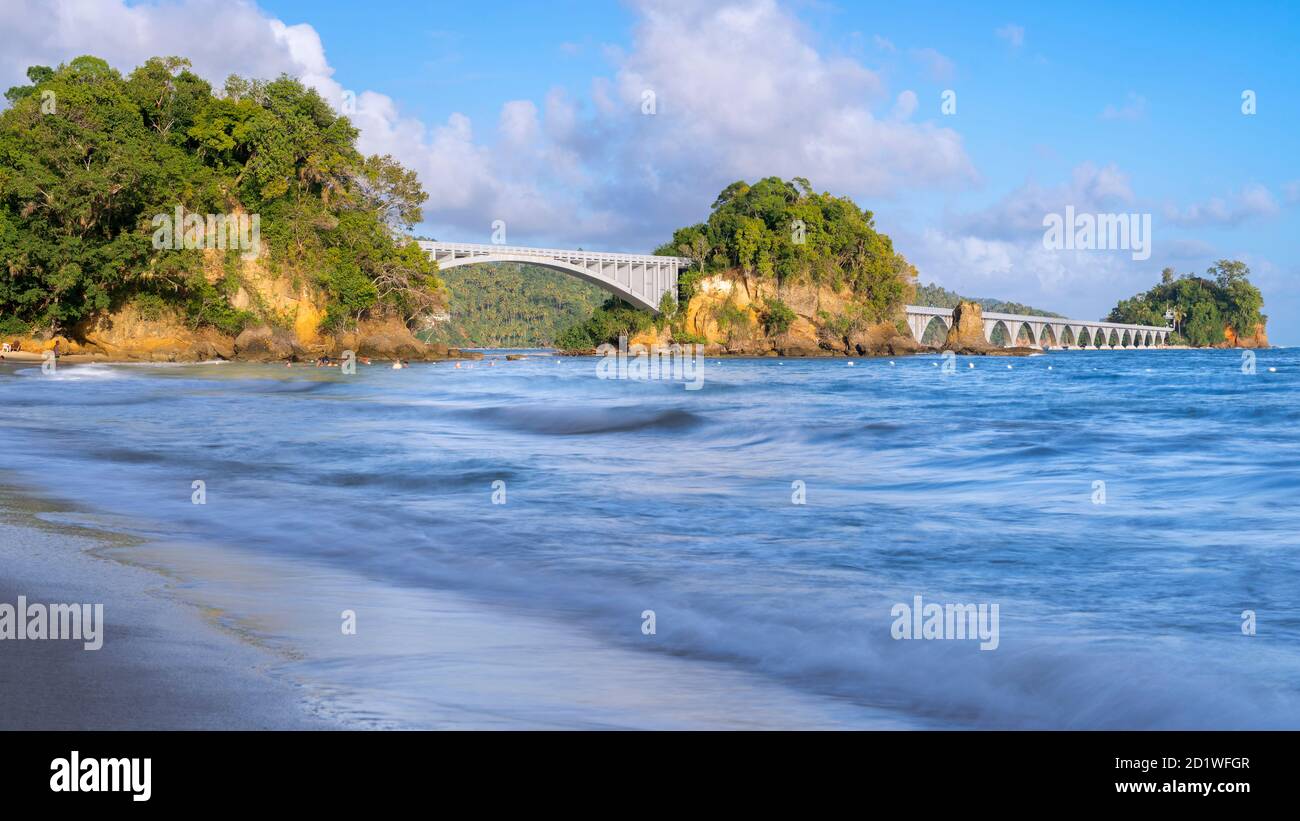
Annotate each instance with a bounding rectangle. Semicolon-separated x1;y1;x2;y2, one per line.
982;319;1000;345
906;314;928;344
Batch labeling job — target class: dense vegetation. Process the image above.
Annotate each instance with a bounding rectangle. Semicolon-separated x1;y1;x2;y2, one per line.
0;55;442;338
557;177;918;348
553;297;655;350
1107;261;1264;346
423;262;607;347
655;177;914;316
913;282;1064;318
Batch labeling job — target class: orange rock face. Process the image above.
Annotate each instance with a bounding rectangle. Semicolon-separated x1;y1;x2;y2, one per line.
943;301;993;353
1222;322;1269;349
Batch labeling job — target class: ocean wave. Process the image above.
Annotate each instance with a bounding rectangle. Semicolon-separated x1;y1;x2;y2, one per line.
475;404;703;435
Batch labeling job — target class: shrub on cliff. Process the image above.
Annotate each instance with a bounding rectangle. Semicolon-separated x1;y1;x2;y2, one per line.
760;297;795;336
0;55;445;336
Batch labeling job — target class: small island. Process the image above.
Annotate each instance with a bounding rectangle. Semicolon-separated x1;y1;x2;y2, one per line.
1106;263;1268;348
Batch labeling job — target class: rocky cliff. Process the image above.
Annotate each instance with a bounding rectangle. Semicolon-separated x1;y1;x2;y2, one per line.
631;271;919;357
1;248;471;363
1221;322;1269;349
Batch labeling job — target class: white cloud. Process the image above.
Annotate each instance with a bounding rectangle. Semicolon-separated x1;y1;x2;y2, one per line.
907;224;1144;317
902;163;1159;317
0;0;978;250
910;47;954;81
0;0;332;98
948;162;1135;241
995;24;1025;48
891;90;918;120
1164;184;1280;227
498;100;540;146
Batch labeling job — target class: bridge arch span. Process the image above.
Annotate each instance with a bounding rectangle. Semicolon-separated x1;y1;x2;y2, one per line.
420;241;692;314
902;305;1169;351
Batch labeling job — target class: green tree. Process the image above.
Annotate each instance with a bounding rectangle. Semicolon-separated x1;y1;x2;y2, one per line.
0;54;446;337
1107;262;1265;346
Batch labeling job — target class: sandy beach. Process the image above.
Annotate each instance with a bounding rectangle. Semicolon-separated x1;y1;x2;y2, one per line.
0;482;330;729
1;472;895;730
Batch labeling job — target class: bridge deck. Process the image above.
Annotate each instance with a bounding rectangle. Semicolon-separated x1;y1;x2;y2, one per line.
903;304;1168;333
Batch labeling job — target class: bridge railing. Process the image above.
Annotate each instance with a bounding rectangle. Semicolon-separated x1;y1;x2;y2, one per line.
417;240;692;268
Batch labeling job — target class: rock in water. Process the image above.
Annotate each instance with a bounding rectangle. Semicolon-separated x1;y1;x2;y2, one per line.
234;325;304;362
943;300;993;354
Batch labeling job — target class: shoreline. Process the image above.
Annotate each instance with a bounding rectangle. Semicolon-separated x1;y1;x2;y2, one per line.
0;481;333;730
0;476;907;730
3;344;1266;367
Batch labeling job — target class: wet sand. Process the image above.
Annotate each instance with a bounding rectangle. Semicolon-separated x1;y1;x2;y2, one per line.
0;484;330;729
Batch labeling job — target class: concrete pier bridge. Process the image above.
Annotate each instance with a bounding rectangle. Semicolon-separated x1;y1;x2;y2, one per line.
903;305;1171;349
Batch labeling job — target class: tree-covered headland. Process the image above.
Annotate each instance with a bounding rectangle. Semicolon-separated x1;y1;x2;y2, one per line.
557;176;919;350
0;56;443;341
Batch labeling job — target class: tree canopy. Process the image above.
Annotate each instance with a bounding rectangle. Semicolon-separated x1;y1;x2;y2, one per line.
0;55;443;336
1107;260;1265;346
653;176;914;322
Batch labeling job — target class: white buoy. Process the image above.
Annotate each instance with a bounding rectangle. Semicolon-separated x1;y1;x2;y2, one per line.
1006;364;1012;369
968;362;975;369
1047;365;1053;370
1269;367;1277;373
889;361;895;366
847;361;855;367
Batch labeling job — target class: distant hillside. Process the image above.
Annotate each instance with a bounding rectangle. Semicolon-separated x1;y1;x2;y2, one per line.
914;283;1065;318
422;262;608;348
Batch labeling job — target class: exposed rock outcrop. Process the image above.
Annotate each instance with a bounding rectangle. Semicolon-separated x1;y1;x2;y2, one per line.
234;325;304;361
329;315;480;361
670;271;921;357
1221;322;1269;349
942;300;994;354
848;322;921;357
69;303;234;362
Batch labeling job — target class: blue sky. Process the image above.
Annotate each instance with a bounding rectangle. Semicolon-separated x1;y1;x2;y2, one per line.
4;0;1297;341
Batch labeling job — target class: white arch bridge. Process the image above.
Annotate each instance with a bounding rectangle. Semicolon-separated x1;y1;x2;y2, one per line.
419;241;1171;348
903;305;1171;349
419;241;691;313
